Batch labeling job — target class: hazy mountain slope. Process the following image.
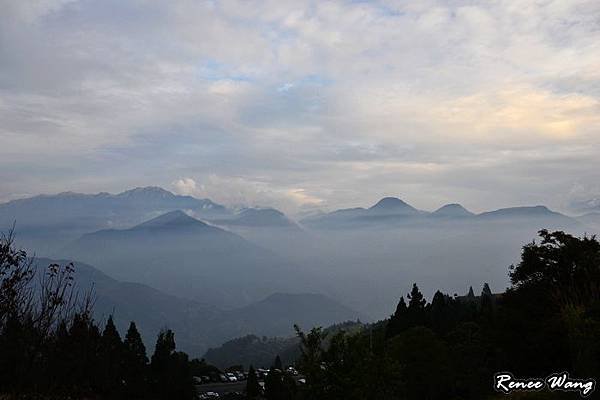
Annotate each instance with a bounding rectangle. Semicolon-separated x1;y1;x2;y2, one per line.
33;257;219;356
207;292;366;341
204;335;300;369
0;187;229;253
577;212;600;232
431;203;474;218
367;197;421;216
301;197;425;229
204;321;364;369
61;211;316;308
301;199;580;230
210;208;298;228
32;258;361;357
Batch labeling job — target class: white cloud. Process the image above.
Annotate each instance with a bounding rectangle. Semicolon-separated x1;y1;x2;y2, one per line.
172;178;198;196
1;0;600;212
171;176;323;215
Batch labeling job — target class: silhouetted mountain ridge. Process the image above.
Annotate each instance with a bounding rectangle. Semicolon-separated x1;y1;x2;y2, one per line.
432;203;474;217
0;187;230;252
62;211;316;308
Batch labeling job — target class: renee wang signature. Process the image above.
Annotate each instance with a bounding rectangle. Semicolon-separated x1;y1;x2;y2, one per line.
494;372;596;397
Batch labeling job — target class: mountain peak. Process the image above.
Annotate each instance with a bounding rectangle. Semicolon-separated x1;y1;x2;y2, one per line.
368;197;418;215
118;186;174;198
477;205;562;219
433;203;474;217
135;210;207;229
370;197;411;209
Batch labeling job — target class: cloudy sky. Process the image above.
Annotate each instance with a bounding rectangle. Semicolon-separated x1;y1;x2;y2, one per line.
1;0;599;214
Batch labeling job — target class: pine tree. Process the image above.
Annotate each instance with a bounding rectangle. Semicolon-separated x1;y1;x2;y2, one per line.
429;290;448;333
99;315;124;396
150;329;193;400
151;329;175;373
274;354;283;371
467;286;475;299
408;283;426;309
123;321;148;398
246;365;261;398
386;296;408;338
407;283;426;326
265;355;284;400
480;283;494;323
67;312;102;396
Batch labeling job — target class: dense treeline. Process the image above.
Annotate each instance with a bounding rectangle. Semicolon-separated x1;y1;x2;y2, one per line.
292;230;600;400
0;231;198;399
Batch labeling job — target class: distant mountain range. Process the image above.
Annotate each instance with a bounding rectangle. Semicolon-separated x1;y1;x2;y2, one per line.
62;210;316;307
32;258;361;357
2;186;597;323
301;197;582;229
0;187;229;253
208;207;298;229
2;187;590;238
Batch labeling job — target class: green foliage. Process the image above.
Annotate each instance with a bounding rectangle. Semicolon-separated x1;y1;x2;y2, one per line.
294;230;600;400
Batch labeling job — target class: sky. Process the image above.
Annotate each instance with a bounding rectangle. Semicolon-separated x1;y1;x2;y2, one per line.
1;0;599;215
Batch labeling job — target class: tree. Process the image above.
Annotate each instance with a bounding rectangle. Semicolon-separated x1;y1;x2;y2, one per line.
150;329;194;400
505;230;600;377
467;286;475;300
388;326;451;400
273;354;283;371
124;321;148;366
99;316;125;396
480;283;494;323
295;325;328;398
246;365;261;398
510;230;600;308
386;296;407;338
123;321;148;398
265;354;295;400
429;290;450;333
407;283;426;326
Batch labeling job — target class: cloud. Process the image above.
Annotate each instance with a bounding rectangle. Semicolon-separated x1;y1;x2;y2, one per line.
1;0;599;213
172;178;198;196
172;176;324;215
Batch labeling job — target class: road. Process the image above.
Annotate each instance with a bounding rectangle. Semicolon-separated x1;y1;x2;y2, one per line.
196;381;248;395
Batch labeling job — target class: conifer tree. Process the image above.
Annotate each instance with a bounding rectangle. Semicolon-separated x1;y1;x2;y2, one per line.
467;286;475;299
429;290;448;333
386;296;408;338
274;354;283;371
150;329;193;400
99;315;124;396
246;365;261;398
265;355;285;400
123;321;148;398
407;283;426;326
480;283;494;323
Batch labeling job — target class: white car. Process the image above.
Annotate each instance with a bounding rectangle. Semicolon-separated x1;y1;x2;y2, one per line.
225;373;238;382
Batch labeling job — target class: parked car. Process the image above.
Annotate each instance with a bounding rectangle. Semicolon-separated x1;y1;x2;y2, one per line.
198;391;219;399
225;372;238;382
219;374;229;383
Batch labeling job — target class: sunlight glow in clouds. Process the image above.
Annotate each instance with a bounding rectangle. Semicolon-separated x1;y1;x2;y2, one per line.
1;0;600;213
